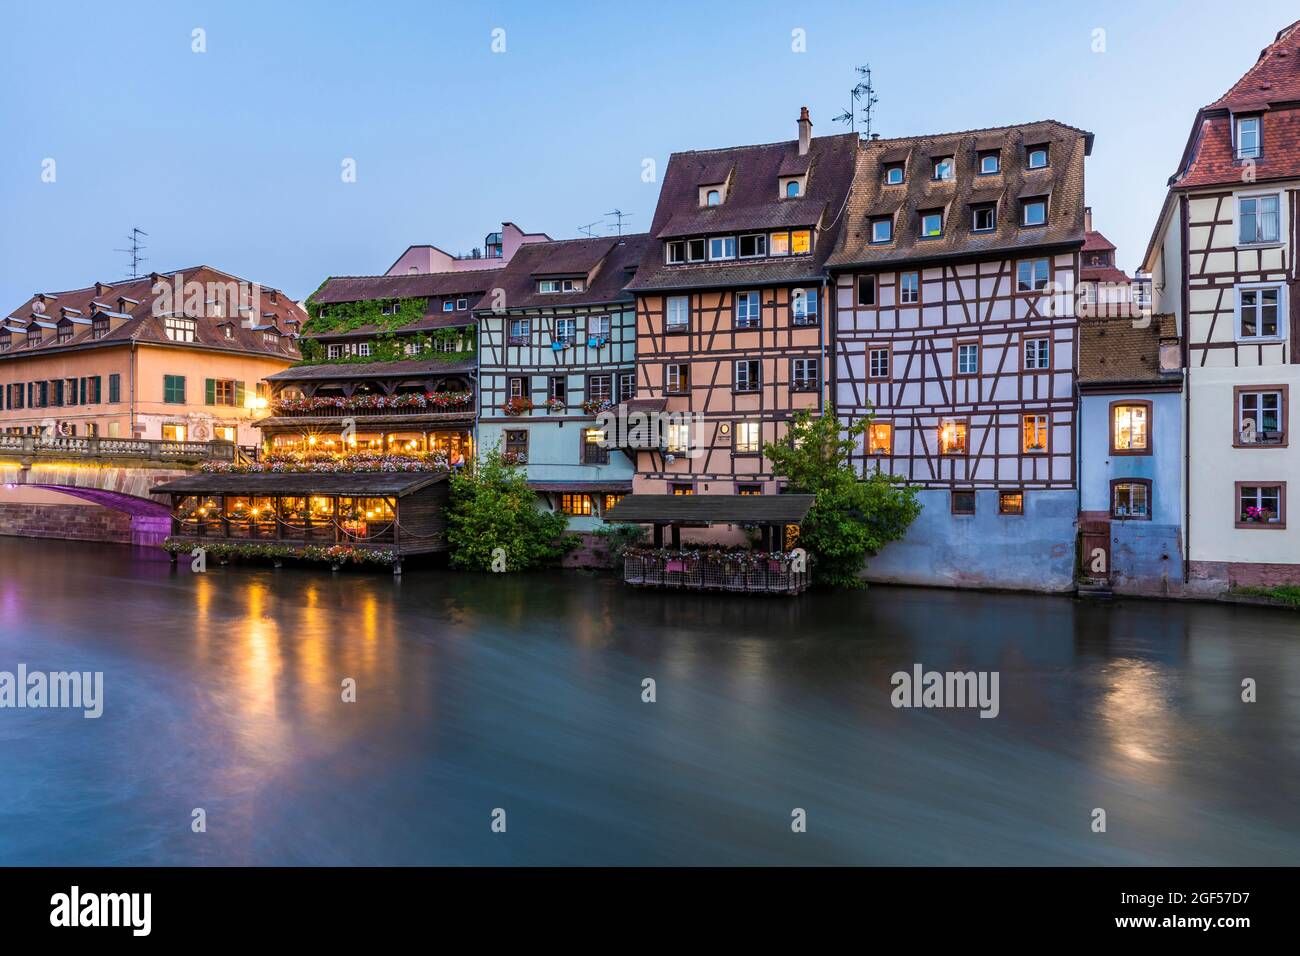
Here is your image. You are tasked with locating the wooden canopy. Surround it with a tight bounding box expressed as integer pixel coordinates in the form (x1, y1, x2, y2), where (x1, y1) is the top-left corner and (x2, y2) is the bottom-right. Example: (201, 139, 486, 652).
(604, 493, 815, 525)
(152, 472, 447, 497)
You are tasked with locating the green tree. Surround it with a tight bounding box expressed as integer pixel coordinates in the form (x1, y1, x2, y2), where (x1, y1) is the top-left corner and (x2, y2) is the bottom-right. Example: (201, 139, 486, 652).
(764, 406, 920, 589)
(447, 447, 573, 571)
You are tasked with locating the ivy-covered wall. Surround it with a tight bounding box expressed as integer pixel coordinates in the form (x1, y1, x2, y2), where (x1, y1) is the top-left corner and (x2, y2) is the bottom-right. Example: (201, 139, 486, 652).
(297, 296, 475, 367)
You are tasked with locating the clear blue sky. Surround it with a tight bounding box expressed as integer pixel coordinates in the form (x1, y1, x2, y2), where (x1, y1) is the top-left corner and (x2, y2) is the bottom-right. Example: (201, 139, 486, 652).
(2, 0, 1296, 307)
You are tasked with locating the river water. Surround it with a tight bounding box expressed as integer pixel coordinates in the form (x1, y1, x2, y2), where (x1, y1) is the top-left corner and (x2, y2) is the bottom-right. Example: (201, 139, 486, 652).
(0, 538, 1296, 865)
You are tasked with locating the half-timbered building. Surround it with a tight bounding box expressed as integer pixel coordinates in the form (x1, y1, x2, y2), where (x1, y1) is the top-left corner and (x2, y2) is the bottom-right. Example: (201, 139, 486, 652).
(476, 234, 648, 529)
(1143, 19, 1300, 593)
(826, 120, 1093, 591)
(623, 109, 857, 514)
(260, 270, 498, 464)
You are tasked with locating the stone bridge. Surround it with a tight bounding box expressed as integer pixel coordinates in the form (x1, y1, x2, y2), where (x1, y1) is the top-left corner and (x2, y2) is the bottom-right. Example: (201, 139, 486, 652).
(0, 436, 236, 545)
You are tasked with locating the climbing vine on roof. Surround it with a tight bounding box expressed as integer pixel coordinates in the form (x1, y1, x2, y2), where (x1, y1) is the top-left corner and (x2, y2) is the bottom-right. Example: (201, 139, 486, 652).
(303, 297, 428, 335)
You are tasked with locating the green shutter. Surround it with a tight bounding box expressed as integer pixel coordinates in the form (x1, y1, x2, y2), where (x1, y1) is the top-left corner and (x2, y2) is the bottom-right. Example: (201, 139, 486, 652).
(205, 378, 216, 405)
(235, 381, 246, 409)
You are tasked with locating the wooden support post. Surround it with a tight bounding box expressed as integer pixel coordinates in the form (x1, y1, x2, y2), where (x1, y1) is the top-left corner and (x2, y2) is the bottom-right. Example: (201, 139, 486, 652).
(671, 524, 681, 549)
(653, 523, 663, 547)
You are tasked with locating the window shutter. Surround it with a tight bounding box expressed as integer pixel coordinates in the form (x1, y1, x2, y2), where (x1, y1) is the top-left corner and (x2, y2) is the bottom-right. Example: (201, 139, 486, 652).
(205, 379, 216, 405)
(235, 381, 246, 408)
(92, 377, 101, 403)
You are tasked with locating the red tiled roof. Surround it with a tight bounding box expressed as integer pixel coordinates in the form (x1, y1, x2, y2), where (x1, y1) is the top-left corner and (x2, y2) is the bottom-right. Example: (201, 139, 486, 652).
(1078, 317, 1173, 386)
(1, 266, 304, 361)
(481, 234, 651, 312)
(1082, 230, 1116, 252)
(1081, 266, 1131, 284)
(1206, 20, 1300, 111)
(309, 269, 502, 305)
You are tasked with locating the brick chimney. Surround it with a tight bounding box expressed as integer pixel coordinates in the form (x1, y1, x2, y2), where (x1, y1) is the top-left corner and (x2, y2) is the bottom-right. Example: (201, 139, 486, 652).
(1084, 206, 1093, 233)
(797, 106, 812, 156)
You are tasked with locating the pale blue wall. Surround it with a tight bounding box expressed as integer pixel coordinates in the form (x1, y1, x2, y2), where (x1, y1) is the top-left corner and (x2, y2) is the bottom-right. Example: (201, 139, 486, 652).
(863, 489, 1078, 592)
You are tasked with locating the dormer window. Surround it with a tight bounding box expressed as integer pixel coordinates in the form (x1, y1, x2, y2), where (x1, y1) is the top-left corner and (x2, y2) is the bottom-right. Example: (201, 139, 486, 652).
(870, 217, 893, 243)
(972, 204, 996, 232)
(708, 237, 736, 260)
(920, 210, 944, 239)
(785, 181, 800, 197)
(381, 301, 399, 315)
(0, 331, 9, 351)
(56, 321, 73, 343)
(456, 297, 468, 310)
(779, 175, 806, 198)
(164, 317, 197, 342)
(263, 332, 279, 348)
(978, 151, 1000, 175)
(1021, 197, 1048, 227)
(1027, 145, 1049, 169)
(442, 300, 455, 311)
(93, 317, 109, 339)
(1236, 116, 1261, 159)
(223, 324, 234, 339)
(209, 301, 224, 318)
(738, 233, 767, 258)
(666, 241, 685, 264)
(884, 163, 905, 185)
(706, 189, 721, 206)
(27, 327, 42, 346)
(932, 157, 954, 181)
(538, 278, 585, 294)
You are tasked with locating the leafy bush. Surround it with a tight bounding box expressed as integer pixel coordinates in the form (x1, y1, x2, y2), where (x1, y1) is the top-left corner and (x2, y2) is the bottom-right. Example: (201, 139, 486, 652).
(764, 406, 921, 589)
(447, 447, 573, 571)
(591, 522, 647, 569)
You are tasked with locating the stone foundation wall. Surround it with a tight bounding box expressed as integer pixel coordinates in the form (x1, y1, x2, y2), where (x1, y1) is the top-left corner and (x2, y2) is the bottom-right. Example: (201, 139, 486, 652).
(1188, 560, 1300, 595)
(0, 502, 132, 544)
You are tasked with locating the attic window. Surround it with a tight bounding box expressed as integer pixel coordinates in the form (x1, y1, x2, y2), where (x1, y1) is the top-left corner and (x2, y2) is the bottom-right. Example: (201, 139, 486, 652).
(1021, 197, 1048, 227)
(920, 210, 944, 239)
(706, 189, 721, 206)
(1236, 116, 1261, 159)
(1027, 145, 1049, 169)
(978, 151, 1000, 175)
(164, 317, 197, 342)
(539, 278, 584, 294)
(381, 301, 400, 315)
(93, 317, 109, 339)
(224, 325, 234, 339)
(27, 327, 42, 345)
(56, 322, 73, 343)
(0, 331, 9, 351)
(884, 163, 905, 185)
(785, 181, 801, 197)
(779, 175, 806, 198)
(263, 333, 279, 348)
(932, 157, 954, 181)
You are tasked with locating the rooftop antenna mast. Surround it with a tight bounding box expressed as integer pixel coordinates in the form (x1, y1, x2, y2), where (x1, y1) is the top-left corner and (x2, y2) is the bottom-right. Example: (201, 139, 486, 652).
(115, 227, 149, 278)
(856, 64, 879, 139)
(578, 220, 604, 238)
(605, 209, 632, 236)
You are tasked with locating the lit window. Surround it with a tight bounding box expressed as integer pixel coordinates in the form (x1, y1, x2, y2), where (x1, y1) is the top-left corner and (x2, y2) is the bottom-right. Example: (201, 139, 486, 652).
(920, 211, 943, 238)
(1017, 258, 1050, 292)
(735, 421, 761, 454)
(736, 291, 761, 329)
(871, 218, 893, 243)
(939, 420, 968, 455)
(790, 230, 812, 254)
(666, 425, 691, 454)
(560, 494, 593, 516)
(769, 232, 791, 256)
(1113, 481, 1151, 519)
(900, 271, 920, 304)
(1112, 404, 1149, 452)
(666, 296, 690, 332)
(1239, 195, 1280, 244)
(999, 491, 1024, 515)
(582, 428, 609, 465)
(1238, 287, 1281, 339)
(1027, 146, 1049, 169)
(1236, 117, 1261, 159)
(670, 483, 694, 495)
(957, 343, 979, 375)
(1022, 198, 1047, 226)
(868, 421, 892, 455)
(737, 484, 762, 496)
(1022, 414, 1048, 452)
(1023, 338, 1051, 370)
(604, 493, 625, 511)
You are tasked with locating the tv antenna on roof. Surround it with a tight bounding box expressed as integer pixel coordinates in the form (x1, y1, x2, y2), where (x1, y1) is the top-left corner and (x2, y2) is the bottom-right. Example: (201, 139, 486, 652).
(832, 65, 879, 139)
(114, 227, 149, 278)
(605, 209, 632, 236)
(578, 220, 604, 238)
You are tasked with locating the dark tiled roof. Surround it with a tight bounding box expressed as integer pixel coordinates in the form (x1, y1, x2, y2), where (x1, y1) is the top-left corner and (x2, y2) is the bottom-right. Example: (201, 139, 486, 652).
(1081, 266, 1131, 284)
(528, 480, 633, 493)
(605, 493, 815, 524)
(826, 120, 1091, 270)
(309, 270, 502, 306)
(626, 130, 859, 292)
(153, 471, 446, 496)
(311, 312, 473, 341)
(265, 358, 474, 381)
(477, 234, 651, 312)
(1, 266, 304, 361)
(1078, 317, 1171, 386)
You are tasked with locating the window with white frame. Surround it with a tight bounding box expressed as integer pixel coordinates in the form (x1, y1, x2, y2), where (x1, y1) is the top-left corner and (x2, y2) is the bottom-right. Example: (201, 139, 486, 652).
(1023, 337, 1051, 370)
(666, 296, 690, 332)
(327, 343, 343, 359)
(1238, 286, 1282, 339)
(666, 363, 689, 393)
(1237, 389, 1285, 443)
(900, 272, 920, 304)
(555, 318, 577, 344)
(709, 236, 737, 260)
(1027, 145, 1049, 169)
(1017, 258, 1050, 292)
(736, 291, 761, 329)
(792, 357, 818, 390)
(932, 156, 954, 181)
(618, 371, 635, 402)
(738, 233, 767, 257)
(871, 217, 893, 243)
(1239, 194, 1280, 244)
(869, 347, 890, 379)
(792, 288, 818, 324)
(1022, 198, 1047, 226)
(1238, 483, 1283, 526)
(957, 343, 979, 375)
(734, 420, 761, 453)
(164, 317, 197, 342)
(734, 359, 760, 391)
(442, 300, 455, 311)
(590, 315, 611, 341)
(1236, 116, 1261, 159)
(509, 318, 531, 343)
(666, 241, 685, 264)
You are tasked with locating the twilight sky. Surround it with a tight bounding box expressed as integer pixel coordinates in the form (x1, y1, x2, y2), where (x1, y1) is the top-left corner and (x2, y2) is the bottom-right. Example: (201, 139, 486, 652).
(1, 0, 1296, 308)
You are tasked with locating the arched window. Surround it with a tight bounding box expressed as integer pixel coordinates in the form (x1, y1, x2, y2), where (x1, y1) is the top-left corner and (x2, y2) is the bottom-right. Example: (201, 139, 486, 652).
(786, 181, 800, 197)
(706, 189, 720, 206)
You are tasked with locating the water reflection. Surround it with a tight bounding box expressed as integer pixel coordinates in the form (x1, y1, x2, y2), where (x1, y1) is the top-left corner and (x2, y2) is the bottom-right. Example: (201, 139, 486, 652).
(0, 538, 1296, 865)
